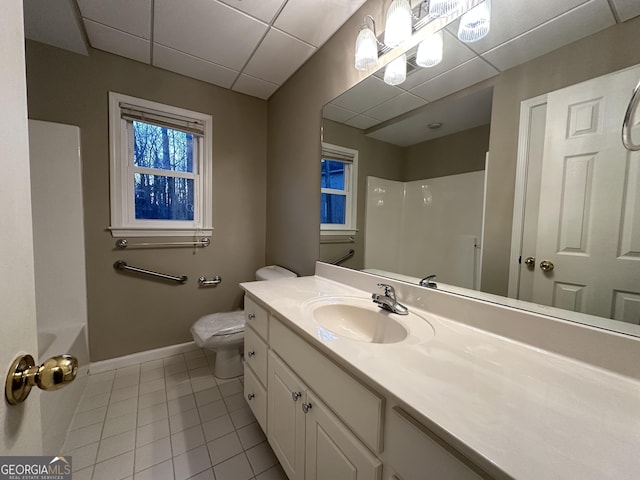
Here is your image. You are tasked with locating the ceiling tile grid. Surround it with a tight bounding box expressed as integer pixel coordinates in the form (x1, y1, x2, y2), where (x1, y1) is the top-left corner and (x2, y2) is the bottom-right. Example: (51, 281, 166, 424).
(72, 0, 367, 99)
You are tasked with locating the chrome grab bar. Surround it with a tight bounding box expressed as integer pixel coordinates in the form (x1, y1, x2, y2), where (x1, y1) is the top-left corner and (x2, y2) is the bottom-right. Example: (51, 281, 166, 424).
(331, 249, 355, 265)
(115, 238, 210, 249)
(114, 260, 187, 284)
(198, 275, 222, 287)
(622, 78, 640, 151)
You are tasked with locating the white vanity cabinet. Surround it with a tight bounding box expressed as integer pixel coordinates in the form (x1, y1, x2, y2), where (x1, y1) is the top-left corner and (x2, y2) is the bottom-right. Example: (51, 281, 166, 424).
(268, 350, 382, 480)
(242, 292, 487, 480)
(243, 296, 269, 431)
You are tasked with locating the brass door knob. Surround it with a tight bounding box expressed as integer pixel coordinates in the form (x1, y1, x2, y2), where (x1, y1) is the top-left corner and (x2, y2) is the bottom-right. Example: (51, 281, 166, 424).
(524, 256, 535, 269)
(5, 354, 78, 405)
(540, 260, 555, 272)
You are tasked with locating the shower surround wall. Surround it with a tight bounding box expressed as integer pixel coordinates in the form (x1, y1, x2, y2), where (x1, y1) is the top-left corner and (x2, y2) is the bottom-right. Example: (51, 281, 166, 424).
(365, 172, 485, 289)
(29, 120, 90, 454)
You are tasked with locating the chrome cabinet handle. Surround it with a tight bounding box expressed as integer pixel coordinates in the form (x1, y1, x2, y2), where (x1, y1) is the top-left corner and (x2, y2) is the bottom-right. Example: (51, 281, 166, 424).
(302, 402, 312, 413)
(291, 391, 302, 401)
(248, 313, 256, 320)
(247, 351, 255, 358)
(247, 393, 255, 401)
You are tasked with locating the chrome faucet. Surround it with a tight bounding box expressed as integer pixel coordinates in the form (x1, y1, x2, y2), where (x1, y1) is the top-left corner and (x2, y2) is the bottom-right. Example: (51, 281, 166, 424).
(419, 274, 437, 288)
(372, 283, 409, 315)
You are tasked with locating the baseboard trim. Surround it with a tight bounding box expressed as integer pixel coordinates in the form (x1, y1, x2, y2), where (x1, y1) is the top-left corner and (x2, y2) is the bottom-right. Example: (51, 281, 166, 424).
(89, 341, 200, 374)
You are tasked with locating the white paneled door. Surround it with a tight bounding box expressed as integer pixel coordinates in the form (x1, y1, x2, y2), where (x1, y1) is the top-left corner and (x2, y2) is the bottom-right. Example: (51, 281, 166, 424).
(533, 65, 640, 322)
(0, 0, 43, 455)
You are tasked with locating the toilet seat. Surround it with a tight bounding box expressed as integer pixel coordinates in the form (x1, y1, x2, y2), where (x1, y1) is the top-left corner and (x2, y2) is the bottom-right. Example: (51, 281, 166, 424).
(191, 310, 245, 348)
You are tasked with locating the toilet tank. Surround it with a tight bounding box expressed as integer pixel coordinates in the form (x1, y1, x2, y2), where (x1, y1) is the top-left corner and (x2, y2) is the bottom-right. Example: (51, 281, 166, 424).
(255, 265, 297, 281)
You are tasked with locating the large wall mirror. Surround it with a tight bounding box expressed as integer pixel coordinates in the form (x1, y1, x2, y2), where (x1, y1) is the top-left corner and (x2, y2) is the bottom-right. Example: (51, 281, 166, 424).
(320, 0, 640, 337)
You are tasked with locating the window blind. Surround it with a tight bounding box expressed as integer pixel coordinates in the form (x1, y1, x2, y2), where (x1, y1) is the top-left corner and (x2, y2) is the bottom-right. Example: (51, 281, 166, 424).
(322, 147, 355, 163)
(120, 103, 205, 136)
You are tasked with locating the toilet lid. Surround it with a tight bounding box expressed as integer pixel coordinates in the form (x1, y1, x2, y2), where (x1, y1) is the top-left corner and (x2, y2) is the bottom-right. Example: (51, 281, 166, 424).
(191, 310, 245, 343)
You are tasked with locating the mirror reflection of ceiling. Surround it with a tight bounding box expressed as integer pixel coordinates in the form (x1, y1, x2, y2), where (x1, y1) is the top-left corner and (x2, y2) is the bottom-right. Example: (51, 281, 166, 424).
(323, 0, 640, 147)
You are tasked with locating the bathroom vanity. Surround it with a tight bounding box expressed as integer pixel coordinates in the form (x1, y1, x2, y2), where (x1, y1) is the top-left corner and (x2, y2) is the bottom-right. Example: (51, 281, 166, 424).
(241, 263, 640, 480)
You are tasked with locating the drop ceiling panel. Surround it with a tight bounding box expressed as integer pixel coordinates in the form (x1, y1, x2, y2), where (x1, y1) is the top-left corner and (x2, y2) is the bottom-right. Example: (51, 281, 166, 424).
(274, 0, 368, 47)
(399, 31, 477, 91)
(154, 0, 268, 71)
(243, 28, 316, 85)
(610, 0, 640, 21)
(410, 57, 498, 102)
(153, 44, 238, 88)
(23, 0, 88, 55)
(448, 0, 592, 55)
(482, 0, 616, 72)
(345, 114, 380, 130)
(233, 74, 280, 99)
(364, 92, 428, 122)
(323, 103, 359, 123)
(84, 20, 150, 64)
(77, 0, 152, 39)
(366, 88, 493, 146)
(331, 76, 403, 112)
(217, 0, 287, 23)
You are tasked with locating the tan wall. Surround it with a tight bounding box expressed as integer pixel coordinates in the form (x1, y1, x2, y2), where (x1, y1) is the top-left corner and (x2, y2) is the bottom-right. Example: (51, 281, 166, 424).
(25, 41, 267, 361)
(320, 119, 404, 269)
(482, 16, 640, 295)
(266, 0, 389, 276)
(404, 124, 490, 181)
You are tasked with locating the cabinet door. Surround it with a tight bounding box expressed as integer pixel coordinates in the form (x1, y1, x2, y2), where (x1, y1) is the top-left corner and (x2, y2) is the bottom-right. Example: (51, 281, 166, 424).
(268, 351, 306, 480)
(304, 391, 382, 480)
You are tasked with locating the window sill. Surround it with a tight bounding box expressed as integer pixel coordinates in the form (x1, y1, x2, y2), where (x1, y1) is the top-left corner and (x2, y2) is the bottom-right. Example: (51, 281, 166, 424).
(108, 226, 214, 238)
(320, 229, 357, 237)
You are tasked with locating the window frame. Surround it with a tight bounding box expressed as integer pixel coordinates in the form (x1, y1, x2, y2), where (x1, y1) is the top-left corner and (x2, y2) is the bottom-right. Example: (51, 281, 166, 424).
(320, 142, 358, 236)
(108, 92, 213, 237)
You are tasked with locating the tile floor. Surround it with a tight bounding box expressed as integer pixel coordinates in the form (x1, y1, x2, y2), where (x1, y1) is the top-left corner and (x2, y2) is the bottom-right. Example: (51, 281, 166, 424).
(63, 349, 287, 480)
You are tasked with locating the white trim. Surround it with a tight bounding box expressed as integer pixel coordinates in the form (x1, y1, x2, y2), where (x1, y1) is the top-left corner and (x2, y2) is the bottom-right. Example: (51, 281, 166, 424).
(108, 92, 213, 237)
(508, 94, 548, 298)
(89, 341, 200, 374)
(321, 142, 358, 234)
(477, 152, 489, 290)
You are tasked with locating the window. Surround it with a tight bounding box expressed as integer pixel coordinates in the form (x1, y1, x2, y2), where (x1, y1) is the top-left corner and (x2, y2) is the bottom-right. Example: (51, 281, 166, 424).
(321, 143, 358, 235)
(109, 92, 213, 236)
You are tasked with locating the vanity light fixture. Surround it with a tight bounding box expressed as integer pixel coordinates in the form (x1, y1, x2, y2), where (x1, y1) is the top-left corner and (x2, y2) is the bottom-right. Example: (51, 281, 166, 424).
(384, 0, 413, 48)
(416, 30, 444, 67)
(428, 0, 461, 18)
(458, 0, 491, 42)
(384, 54, 407, 85)
(355, 15, 381, 71)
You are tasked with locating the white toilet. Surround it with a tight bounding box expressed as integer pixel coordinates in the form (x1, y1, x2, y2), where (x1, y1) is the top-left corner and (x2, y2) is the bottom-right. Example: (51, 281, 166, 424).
(191, 265, 296, 378)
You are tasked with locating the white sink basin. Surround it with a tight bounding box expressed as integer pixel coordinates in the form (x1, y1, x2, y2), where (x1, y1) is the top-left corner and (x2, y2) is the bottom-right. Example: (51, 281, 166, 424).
(304, 296, 432, 344)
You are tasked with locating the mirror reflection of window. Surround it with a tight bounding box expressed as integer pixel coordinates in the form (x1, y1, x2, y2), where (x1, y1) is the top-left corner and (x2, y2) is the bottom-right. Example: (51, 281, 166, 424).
(320, 143, 358, 236)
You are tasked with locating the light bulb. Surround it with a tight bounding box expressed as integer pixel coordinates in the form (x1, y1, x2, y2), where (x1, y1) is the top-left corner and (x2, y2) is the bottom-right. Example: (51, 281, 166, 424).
(428, 0, 460, 18)
(384, 0, 412, 48)
(384, 54, 407, 86)
(416, 30, 443, 68)
(354, 26, 378, 71)
(458, 0, 491, 43)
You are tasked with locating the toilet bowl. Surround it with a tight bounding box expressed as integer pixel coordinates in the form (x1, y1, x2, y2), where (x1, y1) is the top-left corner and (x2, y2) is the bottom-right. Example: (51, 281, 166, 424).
(191, 265, 296, 378)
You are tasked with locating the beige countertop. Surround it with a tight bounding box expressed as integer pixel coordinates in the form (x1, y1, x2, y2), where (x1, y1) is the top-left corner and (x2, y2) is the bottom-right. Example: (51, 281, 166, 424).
(241, 273, 640, 480)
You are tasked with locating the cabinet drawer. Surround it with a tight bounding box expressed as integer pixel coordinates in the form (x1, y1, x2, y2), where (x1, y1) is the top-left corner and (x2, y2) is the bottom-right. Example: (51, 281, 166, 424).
(245, 325, 268, 386)
(270, 316, 384, 454)
(244, 295, 269, 340)
(244, 364, 267, 432)
(387, 407, 486, 480)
